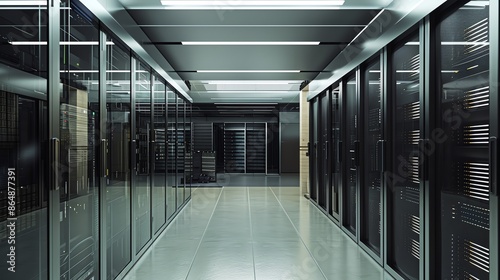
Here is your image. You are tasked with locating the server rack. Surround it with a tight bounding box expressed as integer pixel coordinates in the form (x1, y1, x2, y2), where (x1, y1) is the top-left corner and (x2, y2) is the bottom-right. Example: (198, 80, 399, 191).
(433, 2, 492, 279)
(224, 123, 246, 173)
(342, 72, 360, 239)
(307, 1, 500, 280)
(310, 99, 319, 201)
(330, 85, 341, 222)
(318, 91, 331, 212)
(245, 123, 266, 173)
(360, 55, 383, 260)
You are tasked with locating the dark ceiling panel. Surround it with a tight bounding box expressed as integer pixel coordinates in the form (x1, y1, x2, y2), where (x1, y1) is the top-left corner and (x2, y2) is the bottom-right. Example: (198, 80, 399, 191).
(128, 10, 380, 26)
(156, 45, 342, 70)
(140, 26, 360, 42)
(175, 72, 321, 81)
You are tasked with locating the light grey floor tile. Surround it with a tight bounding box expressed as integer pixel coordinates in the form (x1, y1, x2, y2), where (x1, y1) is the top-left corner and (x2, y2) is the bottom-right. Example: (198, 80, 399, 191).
(123, 185, 394, 280)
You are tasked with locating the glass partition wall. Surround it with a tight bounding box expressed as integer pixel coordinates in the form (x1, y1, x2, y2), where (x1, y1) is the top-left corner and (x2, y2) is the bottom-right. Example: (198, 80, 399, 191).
(167, 90, 177, 217)
(105, 38, 132, 279)
(177, 98, 185, 207)
(134, 61, 152, 253)
(59, 1, 101, 278)
(0, 1, 191, 279)
(152, 75, 166, 234)
(0, 1, 49, 280)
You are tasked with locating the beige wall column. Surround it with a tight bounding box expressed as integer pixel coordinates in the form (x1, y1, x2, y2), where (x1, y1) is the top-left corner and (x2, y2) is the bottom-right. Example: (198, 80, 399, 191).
(299, 86, 310, 196)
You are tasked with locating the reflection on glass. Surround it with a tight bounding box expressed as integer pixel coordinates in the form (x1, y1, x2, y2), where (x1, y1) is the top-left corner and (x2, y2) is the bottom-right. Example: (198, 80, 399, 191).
(185, 103, 192, 199)
(105, 38, 131, 278)
(177, 98, 185, 207)
(318, 92, 329, 211)
(0, 2, 48, 95)
(0, 3, 48, 280)
(390, 33, 421, 279)
(167, 91, 177, 216)
(331, 87, 340, 218)
(310, 100, 319, 200)
(0, 95, 47, 280)
(344, 75, 357, 234)
(134, 61, 151, 253)
(152, 75, 166, 233)
(362, 58, 382, 255)
(437, 1, 490, 279)
(59, 1, 100, 278)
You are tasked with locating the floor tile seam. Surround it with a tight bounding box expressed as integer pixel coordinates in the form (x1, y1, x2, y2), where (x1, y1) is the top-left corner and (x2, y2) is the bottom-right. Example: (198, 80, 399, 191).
(247, 187, 257, 280)
(184, 187, 224, 280)
(121, 187, 205, 278)
(268, 187, 329, 280)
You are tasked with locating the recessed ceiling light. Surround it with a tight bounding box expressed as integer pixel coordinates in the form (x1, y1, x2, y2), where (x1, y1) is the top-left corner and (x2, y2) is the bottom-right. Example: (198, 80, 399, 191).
(0, 1, 46, 5)
(182, 41, 320, 46)
(197, 70, 300, 73)
(9, 41, 115, 45)
(161, 0, 344, 9)
(206, 81, 298, 85)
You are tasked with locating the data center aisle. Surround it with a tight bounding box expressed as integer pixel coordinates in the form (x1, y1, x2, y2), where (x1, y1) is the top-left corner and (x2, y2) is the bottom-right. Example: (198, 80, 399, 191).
(123, 187, 393, 280)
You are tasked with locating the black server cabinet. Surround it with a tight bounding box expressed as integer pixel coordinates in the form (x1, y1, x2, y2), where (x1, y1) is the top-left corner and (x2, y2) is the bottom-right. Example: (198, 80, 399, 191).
(387, 32, 422, 280)
(434, 1, 492, 279)
(319, 91, 331, 211)
(361, 56, 383, 257)
(310, 99, 319, 201)
(330, 86, 341, 220)
(342, 73, 360, 236)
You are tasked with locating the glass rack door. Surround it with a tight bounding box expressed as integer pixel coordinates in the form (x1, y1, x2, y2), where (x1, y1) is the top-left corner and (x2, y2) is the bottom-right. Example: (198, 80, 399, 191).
(105, 38, 132, 279)
(152, 75, 166, 233)
(436, 1, 490, 278)
(388, 33, 421, 280)
(59, 1, 100, 278)
(166, 90, 177, 217)
(361, 57, 383, 256)
(133, 61, 151, 254)
(343, 74, 359, 235)
(331, 86, 341, 220)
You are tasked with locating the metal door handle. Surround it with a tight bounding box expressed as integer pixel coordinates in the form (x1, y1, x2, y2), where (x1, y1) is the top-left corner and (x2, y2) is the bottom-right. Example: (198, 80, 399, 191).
(49, 138, 60, 190)
(101, 139, 108, 178)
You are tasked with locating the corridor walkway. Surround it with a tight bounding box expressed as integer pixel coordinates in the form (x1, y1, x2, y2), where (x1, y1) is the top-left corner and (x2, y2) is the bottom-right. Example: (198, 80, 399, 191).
(124, 187, 393, 280)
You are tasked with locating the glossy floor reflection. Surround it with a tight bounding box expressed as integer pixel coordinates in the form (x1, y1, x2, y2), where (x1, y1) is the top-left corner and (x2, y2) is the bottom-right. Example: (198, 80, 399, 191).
(123, 187, 393, 280)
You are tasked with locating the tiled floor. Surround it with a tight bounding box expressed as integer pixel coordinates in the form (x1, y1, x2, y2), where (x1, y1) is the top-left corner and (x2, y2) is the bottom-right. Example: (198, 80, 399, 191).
(123, 187, 393, 280)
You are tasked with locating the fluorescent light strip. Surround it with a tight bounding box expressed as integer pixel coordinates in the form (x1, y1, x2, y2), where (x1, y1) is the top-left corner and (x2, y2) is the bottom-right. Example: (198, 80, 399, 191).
(465, 1, 489, 7)
(193, 91, 296, 94)
(406, 42, 489, 45)
(163, 6, 341, 10)
(10, 41, 114, 45)
(214, 103, 278, 105)
(345, 9, 385, 48)
(182, 41, 320, 46)
(211, 97, 283, 100)
(198, 70, 300, 73)
(0, 1, 46, 5)
(206, 80, 298, 85)
(161, 1, 344, 7)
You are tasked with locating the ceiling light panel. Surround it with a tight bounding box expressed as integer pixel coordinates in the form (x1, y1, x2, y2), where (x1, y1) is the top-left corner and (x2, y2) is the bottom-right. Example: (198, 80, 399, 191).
(197, 70, 300, 73)
(161, 1, 345, 9)
(0, 1, 46, 5)
(182, 41, 320, 45)
(205, 81, 299, 85)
